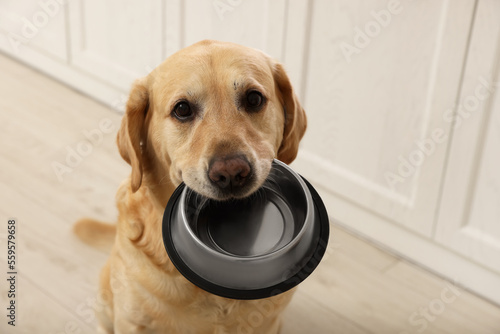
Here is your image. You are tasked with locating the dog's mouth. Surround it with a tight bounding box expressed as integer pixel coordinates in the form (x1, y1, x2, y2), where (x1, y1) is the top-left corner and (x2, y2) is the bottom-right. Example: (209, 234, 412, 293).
(206, 173, 258, 201)
(180, 158, 273, 202)
(183, 178, 260, 202)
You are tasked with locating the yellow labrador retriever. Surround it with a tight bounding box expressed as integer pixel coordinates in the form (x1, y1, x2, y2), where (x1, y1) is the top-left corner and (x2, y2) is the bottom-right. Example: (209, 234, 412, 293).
(75, 40, 307, 334)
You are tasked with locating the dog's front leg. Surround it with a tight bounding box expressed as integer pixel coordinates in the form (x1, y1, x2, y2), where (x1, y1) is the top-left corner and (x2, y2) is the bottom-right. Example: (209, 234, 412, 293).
(95, 260, 115, 333)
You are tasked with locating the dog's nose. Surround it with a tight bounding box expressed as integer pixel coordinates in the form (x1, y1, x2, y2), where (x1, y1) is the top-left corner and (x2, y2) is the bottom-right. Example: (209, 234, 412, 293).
(208, 156, 251, 189)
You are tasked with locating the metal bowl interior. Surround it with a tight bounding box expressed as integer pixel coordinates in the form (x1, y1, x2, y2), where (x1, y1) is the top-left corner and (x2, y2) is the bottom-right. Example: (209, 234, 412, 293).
(181, 165, 309, 258)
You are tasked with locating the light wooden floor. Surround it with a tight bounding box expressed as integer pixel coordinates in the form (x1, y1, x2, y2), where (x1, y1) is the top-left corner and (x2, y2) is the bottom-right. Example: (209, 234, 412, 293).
(0, 53, 499, 334)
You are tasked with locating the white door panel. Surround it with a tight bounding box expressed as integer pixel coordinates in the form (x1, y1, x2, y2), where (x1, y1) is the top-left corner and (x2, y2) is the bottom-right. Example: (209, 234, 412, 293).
(0, 0, 67, 60)
(293, 0, 475, 237)
(436, 0, 500, 273)
(183, 0, 287, 61)
(67, 0, 164, 91)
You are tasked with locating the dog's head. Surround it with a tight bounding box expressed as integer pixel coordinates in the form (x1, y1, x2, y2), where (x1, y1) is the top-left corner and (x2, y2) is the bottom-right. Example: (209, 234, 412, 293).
(117, 40, 306, 200)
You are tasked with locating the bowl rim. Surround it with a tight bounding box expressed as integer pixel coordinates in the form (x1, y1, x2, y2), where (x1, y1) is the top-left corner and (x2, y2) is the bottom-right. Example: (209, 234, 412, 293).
(178, 160, 314, 261)
(162, 174, 330, 300)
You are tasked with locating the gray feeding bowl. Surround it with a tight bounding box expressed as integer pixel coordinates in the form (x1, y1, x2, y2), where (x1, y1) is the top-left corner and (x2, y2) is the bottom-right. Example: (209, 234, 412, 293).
(162, 159, 329, 299)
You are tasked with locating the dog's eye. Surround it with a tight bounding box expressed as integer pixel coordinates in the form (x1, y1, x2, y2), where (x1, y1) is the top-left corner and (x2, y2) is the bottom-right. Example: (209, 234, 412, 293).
(245, 91, 264, 111)
(173, 101, 193, 120)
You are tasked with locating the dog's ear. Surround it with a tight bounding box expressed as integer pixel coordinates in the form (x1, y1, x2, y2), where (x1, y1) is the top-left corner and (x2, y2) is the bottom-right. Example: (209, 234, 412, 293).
(273, 62, 307, 164)
(117, 78, 149, 192)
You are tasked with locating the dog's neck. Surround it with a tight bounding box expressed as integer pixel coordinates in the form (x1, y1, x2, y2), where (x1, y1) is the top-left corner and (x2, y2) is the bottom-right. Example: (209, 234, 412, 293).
(116, 167, 178, 271)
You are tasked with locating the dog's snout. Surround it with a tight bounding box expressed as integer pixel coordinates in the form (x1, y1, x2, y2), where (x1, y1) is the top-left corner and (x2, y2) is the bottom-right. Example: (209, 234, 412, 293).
(208, 156, 252, 190)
